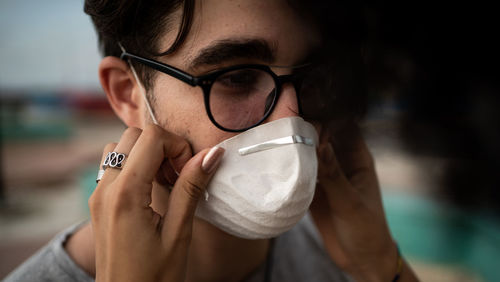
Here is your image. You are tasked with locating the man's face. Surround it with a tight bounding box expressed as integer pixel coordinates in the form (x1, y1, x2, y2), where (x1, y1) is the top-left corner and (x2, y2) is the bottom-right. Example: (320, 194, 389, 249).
(143, 0, 320, 152)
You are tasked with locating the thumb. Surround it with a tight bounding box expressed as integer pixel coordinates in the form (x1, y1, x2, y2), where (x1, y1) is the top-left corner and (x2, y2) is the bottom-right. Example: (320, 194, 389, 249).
(162, 146, 225, 243)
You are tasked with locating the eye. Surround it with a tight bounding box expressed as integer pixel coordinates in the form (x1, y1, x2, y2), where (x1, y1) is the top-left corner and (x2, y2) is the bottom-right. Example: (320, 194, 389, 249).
(216, 69, 260, 90)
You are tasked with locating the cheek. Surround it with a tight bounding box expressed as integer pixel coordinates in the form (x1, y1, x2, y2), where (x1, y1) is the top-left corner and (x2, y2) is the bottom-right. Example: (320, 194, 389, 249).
(152, 77, 236, 152)
(154, 79, 203, 124)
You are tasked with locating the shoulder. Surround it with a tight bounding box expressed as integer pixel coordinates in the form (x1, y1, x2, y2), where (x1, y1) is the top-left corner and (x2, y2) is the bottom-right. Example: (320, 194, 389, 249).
(4, 222, 93, 282)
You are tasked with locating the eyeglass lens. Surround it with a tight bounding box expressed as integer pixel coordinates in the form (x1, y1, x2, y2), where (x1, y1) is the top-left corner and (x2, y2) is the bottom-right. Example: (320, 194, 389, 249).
(209, 68, 276, 130)
(294, 65, 335, 121)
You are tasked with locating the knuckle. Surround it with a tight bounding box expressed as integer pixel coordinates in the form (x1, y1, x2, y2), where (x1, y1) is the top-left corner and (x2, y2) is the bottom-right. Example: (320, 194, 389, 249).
(111, 179, 135, 206)
(93, 179, 134, 215)
(178, 141, 191, 155)
(143, 124, 163, 138)
(141, 124, 167, 145)
(88, 192, 102, 215)
(123, 127, 142, 139)
(106, 191, 133, 217)
(182, 179, 204, 201)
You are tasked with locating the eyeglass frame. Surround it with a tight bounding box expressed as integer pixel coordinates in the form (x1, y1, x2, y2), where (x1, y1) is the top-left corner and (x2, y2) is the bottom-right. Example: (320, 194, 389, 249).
(119, 49, 307, 132)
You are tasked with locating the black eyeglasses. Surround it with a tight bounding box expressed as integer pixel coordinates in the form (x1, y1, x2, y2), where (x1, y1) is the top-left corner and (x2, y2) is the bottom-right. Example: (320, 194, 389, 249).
(119, 49, 314, 132)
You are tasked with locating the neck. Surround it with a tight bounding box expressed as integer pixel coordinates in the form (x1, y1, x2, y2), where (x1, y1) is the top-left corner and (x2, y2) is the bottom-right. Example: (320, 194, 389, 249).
(185, 218, 270, 282)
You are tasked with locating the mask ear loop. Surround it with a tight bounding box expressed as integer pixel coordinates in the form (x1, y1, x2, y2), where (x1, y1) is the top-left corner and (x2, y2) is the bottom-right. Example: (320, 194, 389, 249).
(118, 43, 159, 126)
(117, 43, 206, 198)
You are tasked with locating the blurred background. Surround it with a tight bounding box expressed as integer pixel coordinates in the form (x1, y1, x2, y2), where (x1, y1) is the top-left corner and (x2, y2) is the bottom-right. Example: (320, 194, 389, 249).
(0, 0, 124, 277)
(1, 0, 499, 281)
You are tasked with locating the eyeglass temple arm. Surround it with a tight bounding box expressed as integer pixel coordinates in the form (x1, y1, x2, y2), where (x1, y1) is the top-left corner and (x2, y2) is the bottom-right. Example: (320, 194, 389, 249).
(276, 74, 304, 116)
(120, 52, 196, 86)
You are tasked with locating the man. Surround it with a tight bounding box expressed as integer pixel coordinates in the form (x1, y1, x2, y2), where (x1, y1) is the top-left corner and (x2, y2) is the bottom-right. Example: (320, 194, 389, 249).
(6, 0, 418, 281)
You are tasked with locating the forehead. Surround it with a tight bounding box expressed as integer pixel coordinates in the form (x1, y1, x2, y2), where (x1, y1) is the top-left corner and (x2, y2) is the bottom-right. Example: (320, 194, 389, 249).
(161, 0, 320, 66)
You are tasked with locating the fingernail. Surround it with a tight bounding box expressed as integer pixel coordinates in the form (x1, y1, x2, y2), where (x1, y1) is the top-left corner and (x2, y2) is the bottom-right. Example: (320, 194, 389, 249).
(202, 147, 225, 174)
(320, 142, 335, 164)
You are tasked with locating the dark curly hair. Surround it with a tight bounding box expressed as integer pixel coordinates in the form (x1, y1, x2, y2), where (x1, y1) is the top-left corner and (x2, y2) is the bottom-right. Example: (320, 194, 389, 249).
(84, 0, 195, 91)
(84, 0, 368, 122)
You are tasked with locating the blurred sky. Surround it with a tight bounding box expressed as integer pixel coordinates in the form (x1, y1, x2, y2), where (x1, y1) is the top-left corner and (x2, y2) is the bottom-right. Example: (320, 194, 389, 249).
(0, 0, 101, 92)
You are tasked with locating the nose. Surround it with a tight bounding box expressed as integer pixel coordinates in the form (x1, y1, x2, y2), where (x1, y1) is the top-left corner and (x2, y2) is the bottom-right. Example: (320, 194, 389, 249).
(265, 83, 300, 122)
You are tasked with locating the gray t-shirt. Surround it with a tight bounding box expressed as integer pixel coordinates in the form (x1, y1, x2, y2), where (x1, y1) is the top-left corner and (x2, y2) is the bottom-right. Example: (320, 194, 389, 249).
(4, 214, 352, 282)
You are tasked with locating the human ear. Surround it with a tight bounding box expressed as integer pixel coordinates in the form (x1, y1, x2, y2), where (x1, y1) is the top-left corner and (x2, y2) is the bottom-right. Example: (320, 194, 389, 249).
(98, 56, 144, 127)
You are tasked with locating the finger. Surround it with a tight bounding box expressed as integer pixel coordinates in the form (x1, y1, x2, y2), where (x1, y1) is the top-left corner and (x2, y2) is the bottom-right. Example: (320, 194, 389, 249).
(99, 142, 118, 168)
(328, 123, 383, 204)
(160, 161, 179, 186)
(156, 163, 174, 187)
(317, 141, 364, 215)
(163, 146, 224, 245)
(90, 142, 117, 228)
(96, 142, 117, 187)
(117, 124, 192, 202)
(329, 123, 374, 179)
(150, 178, 171, 216)
(98, 127, 142, 185)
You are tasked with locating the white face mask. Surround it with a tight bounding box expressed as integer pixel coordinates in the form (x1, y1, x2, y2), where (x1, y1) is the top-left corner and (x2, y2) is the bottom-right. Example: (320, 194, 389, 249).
(195, 117, 318, 239)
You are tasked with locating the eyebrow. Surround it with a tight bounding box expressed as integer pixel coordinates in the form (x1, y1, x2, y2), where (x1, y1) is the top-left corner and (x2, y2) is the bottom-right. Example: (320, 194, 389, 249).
(188, 38, 277, 70)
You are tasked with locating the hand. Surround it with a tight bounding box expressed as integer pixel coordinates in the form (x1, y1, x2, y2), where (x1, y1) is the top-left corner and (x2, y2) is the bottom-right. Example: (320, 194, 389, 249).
(310, 122, 417, 282)
(89, 125, 224, 282)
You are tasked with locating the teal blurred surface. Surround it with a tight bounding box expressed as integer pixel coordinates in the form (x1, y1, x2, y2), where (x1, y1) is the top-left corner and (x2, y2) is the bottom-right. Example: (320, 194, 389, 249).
(384, 192, 500, 282)
(1, 95, 73, 141)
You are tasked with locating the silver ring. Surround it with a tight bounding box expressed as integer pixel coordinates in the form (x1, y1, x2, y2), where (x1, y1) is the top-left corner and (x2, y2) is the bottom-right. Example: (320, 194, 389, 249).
(102, 152, 126, 170)
(96, 169, 105, 183)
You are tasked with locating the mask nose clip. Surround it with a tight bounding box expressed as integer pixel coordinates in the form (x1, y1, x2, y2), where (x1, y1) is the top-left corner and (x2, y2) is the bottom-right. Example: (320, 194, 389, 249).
(238, 135, 314, 156)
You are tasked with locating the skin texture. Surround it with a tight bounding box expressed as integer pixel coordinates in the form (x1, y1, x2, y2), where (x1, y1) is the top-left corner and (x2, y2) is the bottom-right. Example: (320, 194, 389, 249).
(65, 0, 419, 281)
